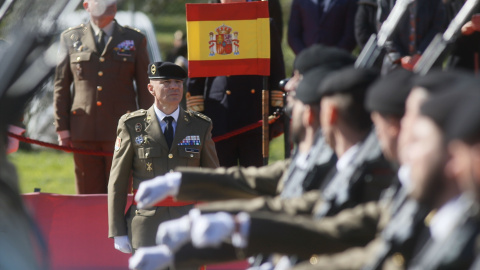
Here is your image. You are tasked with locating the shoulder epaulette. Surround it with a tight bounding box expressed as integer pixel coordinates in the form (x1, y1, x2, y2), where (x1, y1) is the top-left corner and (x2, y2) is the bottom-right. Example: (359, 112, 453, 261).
(188, 110, 211, 123)
(124, 25, 142, 33)
(64, 23, 86, 33)
(123, 109, 148, 121)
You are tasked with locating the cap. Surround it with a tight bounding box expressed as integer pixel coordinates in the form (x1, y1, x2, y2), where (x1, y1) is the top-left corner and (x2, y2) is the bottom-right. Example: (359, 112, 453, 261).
(296, 66, 340, 105)
(318, 67, 379, 99)
(446, 94, 480, 143)
(413, 69, 472, 95)
(420, 85, 478, 132)
(293, 44, 355, 74)
(365, 69, 414, 116)
(148, 62, 187, 80)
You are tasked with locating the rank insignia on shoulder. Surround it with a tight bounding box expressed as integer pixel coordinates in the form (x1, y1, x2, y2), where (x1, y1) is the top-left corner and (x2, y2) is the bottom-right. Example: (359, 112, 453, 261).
(178, 135, 201, 146)
(146, 162, 153, 172)
(135, 135, 144, 145)
(135, 123, 142, 132)
(115, 137, 121, 151)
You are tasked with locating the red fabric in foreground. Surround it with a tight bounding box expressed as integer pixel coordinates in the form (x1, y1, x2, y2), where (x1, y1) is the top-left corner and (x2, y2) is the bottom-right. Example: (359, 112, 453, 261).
(21, 193, 248, 270)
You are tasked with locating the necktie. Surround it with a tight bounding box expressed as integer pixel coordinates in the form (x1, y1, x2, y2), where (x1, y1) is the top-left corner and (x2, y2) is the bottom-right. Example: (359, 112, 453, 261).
(97, 30, 106, 53)
(164, 116, 174, 149)
(408, 2, 417, 55)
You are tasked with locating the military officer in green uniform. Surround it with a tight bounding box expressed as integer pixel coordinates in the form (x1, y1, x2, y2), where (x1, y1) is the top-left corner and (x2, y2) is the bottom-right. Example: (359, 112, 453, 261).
(108, 62, 219, 254)
(54, 0, 153, 194)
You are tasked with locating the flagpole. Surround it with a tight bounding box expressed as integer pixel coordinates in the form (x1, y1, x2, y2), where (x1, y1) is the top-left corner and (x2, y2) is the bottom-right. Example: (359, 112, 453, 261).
(262, 76, 269, 165)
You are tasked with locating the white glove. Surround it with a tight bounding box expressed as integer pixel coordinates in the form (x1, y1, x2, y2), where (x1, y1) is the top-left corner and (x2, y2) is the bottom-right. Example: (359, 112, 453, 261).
(135, 172, 182, 209)
(114, 235, 132, 253)
(128, 245, 172, 270)
(156, 209, 200, 251)
(191, 212, 235, 248)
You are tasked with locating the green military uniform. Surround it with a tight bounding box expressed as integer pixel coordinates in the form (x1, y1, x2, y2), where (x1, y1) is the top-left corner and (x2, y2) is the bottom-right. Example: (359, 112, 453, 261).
(108, 105, 219, 249)
(54, 20, 152, 194)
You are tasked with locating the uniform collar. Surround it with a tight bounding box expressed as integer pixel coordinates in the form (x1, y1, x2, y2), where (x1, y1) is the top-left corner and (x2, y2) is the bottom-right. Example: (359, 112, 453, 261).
(154, 105, 180, 123)
(336, 143, 360, 173)
(429, 195, 466, 242)
(90, 20, 115, 37)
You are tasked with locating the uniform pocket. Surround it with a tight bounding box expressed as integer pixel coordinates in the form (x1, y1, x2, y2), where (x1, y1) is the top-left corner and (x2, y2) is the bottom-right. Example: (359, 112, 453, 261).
(70, 52, 92, 80)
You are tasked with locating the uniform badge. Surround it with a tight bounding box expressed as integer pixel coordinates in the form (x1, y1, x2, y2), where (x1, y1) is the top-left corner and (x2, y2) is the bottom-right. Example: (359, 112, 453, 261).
(115, 137, 121, 151)
(178, 135, 201, 146)
(146, 162, 153, 172)
(114, 40, 135, 56)
(135, 123, 142, 132)
(135, 135, 144, 145)
(208, 24, 239, 56)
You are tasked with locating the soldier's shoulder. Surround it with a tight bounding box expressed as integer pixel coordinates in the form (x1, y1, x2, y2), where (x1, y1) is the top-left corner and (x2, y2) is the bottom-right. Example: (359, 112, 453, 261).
(187, 110, 212, 123)
(122, 25, 146, 38)
(62, 23, 88, 36)
(120, 109, 148, 122)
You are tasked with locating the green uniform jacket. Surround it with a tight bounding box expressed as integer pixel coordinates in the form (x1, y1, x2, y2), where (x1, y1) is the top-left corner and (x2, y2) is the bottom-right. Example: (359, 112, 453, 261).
(108, 105, 219, 248)
(176, 159, 290, 202)
(54, 21, 152, 142)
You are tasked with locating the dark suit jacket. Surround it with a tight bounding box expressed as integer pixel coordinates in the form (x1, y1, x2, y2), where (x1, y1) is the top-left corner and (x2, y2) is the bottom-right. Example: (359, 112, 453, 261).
(287, 0, 358, 54)
(378, 0, 446, 56)
(54, 21, 152, 142)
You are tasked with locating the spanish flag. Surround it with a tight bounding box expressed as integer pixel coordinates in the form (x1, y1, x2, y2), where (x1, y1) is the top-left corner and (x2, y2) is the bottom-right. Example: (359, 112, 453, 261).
(186, 1, 270, 78)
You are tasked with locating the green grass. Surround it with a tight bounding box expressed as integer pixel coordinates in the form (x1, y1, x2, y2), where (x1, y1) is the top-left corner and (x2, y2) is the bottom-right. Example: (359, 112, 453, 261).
(8, 150, 77, 194)
(9, 136, 285, 195)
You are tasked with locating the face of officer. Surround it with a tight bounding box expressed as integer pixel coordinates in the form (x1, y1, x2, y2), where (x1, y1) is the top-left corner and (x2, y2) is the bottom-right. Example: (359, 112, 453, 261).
(290, 99, 306, 145)
(406, 116, 448, 206)
(284, 70, 303, 119)
(398, 87, 429, 165)
(448, 140, 480, 198)
(148, 79, 184, 113)
(83, 0, 117, 28)
(371, 112, 401, 163)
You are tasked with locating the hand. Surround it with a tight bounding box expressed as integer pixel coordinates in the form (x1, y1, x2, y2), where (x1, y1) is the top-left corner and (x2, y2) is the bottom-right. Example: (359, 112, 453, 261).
(129, 245, 172, 270)
(400, 54, 420, 71)
(156, 209, 200, 251)
(114, 235, 132, 254)
(6, 125, 25, 154)
(135, 172, 182, 209)
(462, 21, 476, 35)
(191, 212, 235, 248)
(58, 137, 72, 148)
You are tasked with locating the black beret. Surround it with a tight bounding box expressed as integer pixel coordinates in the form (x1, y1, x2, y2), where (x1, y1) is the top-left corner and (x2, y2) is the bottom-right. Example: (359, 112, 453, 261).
(294, 44, 356, 74)
(148, 62, 187, 80)
(420, 87, 478, 132)
(296, 66, 336, 105)
(365, 69, 414, 116)
(318, 67, 379, 100)
(413, 69, 472, 95)
(446, 94, 480, 143)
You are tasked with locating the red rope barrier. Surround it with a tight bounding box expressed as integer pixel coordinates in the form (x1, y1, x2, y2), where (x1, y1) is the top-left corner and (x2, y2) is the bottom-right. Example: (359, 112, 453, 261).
(8, 115, 280, 156)
(7, 132, 114, 156)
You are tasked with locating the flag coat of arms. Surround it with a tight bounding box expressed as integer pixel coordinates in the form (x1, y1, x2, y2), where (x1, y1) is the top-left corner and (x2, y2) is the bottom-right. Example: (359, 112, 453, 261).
(186, 1, 270, 78)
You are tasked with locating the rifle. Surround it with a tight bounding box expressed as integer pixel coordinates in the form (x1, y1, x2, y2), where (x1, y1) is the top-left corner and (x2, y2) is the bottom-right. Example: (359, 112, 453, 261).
(355, 0, 414, 69)
(414, 0, 480, 75)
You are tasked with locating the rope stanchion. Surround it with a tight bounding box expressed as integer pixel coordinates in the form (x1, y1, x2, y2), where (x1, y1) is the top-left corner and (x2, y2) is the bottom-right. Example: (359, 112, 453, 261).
(7, 115, 281, 156)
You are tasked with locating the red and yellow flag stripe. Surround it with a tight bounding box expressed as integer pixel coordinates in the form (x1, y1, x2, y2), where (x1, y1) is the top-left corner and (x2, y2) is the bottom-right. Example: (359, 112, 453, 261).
(186, 1, 270, 78)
